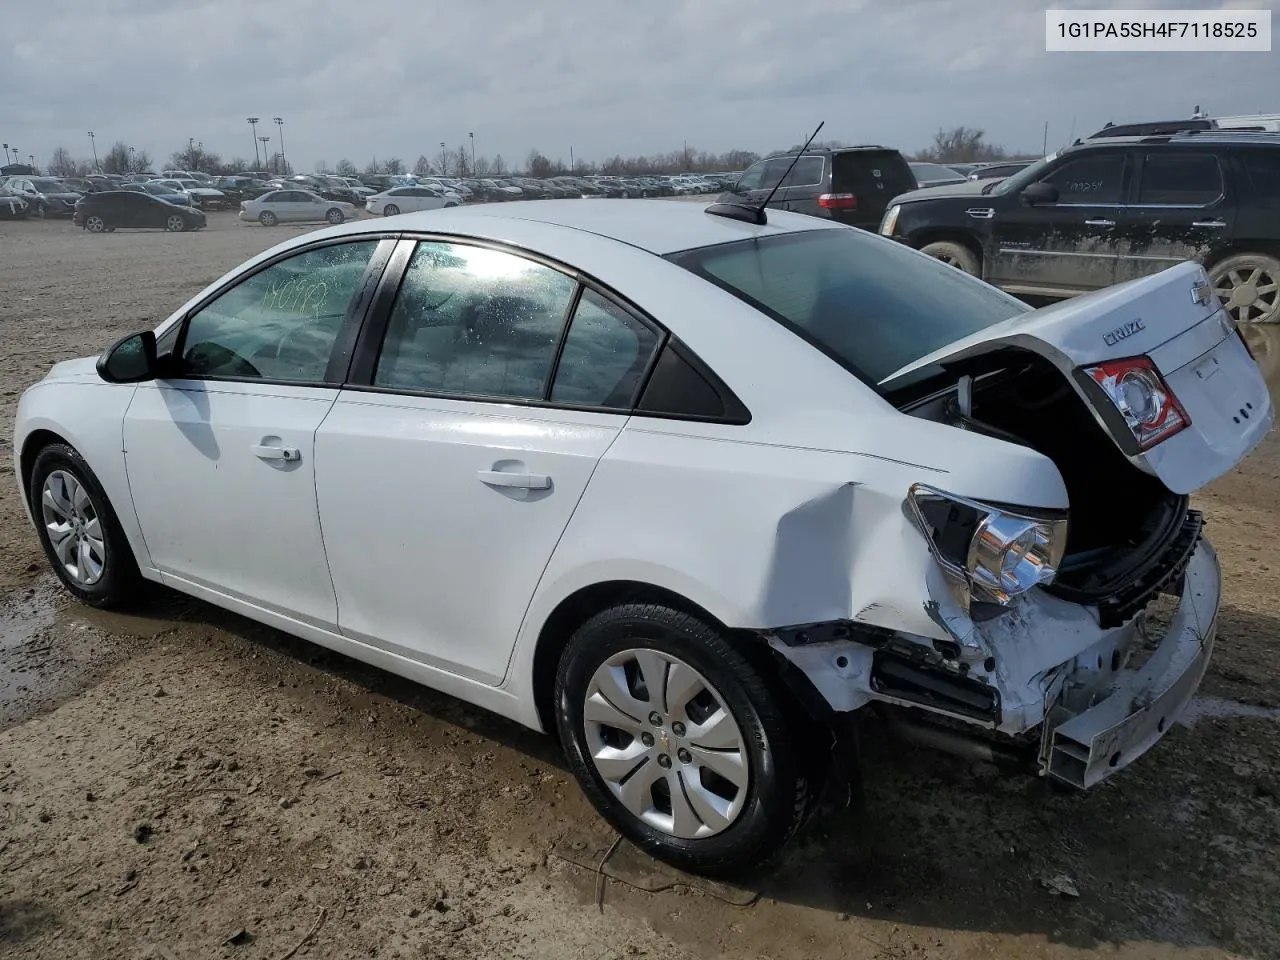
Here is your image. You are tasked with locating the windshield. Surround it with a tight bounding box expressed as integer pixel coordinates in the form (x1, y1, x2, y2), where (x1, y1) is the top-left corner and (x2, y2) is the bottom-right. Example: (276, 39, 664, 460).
(988, 154, 1055, 196)
(33, 179, 64, 192)
(669, 229, 1027, 388)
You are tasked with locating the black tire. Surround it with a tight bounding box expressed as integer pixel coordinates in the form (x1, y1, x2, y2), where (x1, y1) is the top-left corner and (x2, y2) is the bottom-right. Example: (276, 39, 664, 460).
(325, 208, 345, 224)
(35, 202, 47, 219)
(28, 443, 144, 609)
(165, 214, 187, 233)
(259, 210, 278, 227)
(920, 240, 981, 276)
(382, 203, 400, 217)
(85, 214, 107, 234)
(555, 603, 814, 877)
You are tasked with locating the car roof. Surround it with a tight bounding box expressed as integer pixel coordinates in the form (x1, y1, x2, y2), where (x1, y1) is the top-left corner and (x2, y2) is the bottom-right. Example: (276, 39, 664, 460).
(362, 198, 841, 254)
(1070, 130, 1280, 150)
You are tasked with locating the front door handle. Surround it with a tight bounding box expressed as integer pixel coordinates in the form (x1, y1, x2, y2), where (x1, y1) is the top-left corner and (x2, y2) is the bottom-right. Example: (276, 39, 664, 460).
(251, 443, 301, 462)
(1084, 218, 1116, 227)
(1191, 220, 1227, 228)
(477, 469, 551, 490)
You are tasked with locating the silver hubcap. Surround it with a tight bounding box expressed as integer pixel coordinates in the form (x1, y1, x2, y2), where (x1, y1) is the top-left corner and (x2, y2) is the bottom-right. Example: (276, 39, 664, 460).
(583, 648, 748, 840)
(1214, 263, 1280, 324)
(41, 470, 106, 586)
(87, 216, 104, 232)
(168, 216, 184, 230)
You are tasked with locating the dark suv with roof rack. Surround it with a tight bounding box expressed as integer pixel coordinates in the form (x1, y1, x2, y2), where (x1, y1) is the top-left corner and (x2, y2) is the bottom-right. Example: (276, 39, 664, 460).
(878, 131, 1280, 324)
(716, 146, 916, 232)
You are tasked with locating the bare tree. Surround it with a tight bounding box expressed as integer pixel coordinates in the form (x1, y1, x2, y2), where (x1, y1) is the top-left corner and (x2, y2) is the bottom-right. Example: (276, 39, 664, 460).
(130, 149, 153, 173)
(314, 160, 332, 175)
(526, 149, 553, 178)
(474, 155, 493, 176)
(915, 126, 1010, 163)
(102, 141, 133, 174)
(413, 154, 432, 177)
(47, 146, 78, 177)
(336, 158, 358, 176)
(453, 147, 470, 178)
(383, 157, 405, 175)
(490, 154, 506, 176)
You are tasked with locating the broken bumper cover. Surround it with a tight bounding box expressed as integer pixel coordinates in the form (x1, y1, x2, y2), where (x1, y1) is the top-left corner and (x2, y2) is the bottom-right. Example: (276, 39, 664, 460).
(1041, 539, 1220, 789)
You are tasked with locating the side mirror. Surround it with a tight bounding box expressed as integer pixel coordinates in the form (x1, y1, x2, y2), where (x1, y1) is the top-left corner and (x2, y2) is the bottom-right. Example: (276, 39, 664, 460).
(97, 331, 158, 384)
(1021, 182, 1059, 206)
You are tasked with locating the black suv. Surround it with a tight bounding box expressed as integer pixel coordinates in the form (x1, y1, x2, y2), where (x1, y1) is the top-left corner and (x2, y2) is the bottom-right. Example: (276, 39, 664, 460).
(879, 131, 1280, 324)
(716, 146, 916, 232)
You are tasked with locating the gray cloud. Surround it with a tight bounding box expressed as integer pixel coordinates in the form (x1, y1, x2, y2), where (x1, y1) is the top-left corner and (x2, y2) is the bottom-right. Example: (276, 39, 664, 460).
(2, 0, 1277, 170)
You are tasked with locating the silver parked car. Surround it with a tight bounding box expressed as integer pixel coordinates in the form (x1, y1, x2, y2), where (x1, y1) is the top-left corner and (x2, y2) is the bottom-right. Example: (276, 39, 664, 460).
(239, 189, 358, 226)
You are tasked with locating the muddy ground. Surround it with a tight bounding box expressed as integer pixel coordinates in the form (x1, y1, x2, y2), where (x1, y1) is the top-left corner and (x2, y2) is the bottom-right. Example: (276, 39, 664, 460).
(1, 213, 1279, 960)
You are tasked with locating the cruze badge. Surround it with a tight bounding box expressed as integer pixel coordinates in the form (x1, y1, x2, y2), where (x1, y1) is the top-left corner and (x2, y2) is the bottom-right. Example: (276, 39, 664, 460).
(1191, 278, 1213, 305)
(1103, 318, 1146, 347)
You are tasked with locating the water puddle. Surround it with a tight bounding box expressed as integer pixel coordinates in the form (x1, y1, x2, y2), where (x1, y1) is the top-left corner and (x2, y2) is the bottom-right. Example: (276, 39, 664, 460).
(1179, 695, 1280, 727)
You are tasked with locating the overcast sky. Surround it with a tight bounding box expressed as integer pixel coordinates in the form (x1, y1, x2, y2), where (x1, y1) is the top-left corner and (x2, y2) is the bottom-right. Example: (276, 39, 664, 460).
(3, 0, 1278, 171)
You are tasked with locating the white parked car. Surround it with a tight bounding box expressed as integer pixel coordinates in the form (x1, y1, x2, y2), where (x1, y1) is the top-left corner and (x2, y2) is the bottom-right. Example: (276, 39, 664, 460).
(13, 200, 1271, 876)
(239, 189, 357, 226)
(366, 185, 459, 216)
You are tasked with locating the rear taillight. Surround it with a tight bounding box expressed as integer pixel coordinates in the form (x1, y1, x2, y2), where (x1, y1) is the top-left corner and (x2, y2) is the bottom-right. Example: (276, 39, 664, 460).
(817, 192, 858, 210)
(1084, 356, 1190, 451)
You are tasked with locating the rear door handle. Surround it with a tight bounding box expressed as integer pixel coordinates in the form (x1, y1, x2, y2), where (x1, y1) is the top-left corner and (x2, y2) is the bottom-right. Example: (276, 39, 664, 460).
(477, 470, 551, 490)
(1192, 220, 1227, 228)
(1084, 218, 1115, 227)
(251, 443, 301, 462)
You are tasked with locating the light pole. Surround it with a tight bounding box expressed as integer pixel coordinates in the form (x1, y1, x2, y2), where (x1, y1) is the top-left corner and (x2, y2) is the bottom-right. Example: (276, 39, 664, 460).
(259, 136, 272, 172)
(273, 118, 286, 174)
(1, 144, 9, 165)
(439, 141, 448, 176)
(128, 145, 135, 173)
(247, 117, 261, 167)
(28, 154, 34, 170)
(570, 146, 574, 173)
(188, 137, 195, 170)
(88, 131, 99, 172)
(468, 132, 475, 173)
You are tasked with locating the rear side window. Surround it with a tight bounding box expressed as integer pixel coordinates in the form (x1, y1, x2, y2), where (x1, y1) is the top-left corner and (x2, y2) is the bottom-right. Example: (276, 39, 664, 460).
(550, 289, 661, 407)
(1136, 154, 1223, 205)
(670, 229, 1026, 387)
(780, 156, 824, 188)
(1242, 151, 1280, 202)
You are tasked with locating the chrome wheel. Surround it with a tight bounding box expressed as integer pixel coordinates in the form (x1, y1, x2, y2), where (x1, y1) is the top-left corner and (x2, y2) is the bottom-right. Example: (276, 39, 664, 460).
(40, 470, 106, 586)
(1212, 258, 1280, 324)
(165, 215, 186, 232)
(85, 215, 106, 233)
(326, 208, 344, 224)
(382, 203, 400, 217)
(583, 648, 749, 840)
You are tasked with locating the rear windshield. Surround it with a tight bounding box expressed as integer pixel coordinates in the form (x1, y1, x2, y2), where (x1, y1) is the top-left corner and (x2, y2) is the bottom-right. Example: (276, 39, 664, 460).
(668, 229, 1027, 387)
(832, 152, 916, 209)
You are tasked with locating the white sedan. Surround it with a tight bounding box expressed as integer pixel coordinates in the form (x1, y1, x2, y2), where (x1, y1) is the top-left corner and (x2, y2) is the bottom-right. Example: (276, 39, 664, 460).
(239, 189, 358, 226)
(13, 199, 1271, 875)
(365, 185, 459, 216)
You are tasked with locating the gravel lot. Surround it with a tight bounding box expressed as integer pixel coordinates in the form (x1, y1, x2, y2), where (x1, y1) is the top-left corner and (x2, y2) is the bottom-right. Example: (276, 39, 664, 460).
(2, 212, 1279, 960)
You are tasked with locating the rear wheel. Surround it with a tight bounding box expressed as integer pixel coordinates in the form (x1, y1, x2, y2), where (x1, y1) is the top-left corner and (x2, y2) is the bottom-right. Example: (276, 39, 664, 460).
(920, 240, 981, 276)
(1209, 253, 1280, 324)
(326, 207, 345, 224)
(258, 210, 278, 226)
(382, 203, 400, 217)
(555, 603, 815, 877)
(85, 215, 107, 233)
(29, 443, 144, 609)
(165, 214, 187, 232)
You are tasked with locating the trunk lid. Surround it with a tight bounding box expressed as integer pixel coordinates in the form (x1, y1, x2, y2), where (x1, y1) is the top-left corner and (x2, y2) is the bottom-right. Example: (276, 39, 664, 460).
(881, 261, 1274, 494)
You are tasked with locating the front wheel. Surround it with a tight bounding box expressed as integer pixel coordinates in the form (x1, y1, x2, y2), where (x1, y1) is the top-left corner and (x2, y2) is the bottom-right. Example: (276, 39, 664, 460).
(382, 203, 400, 217)
(326, 208, 345, 224)
(1210, 253, 1280, 324)
(29, 443, 144, 609)
(920, 240, 981, 276)
(259, 210, 278, 227)
(555, 603, 815, 877)
(165, 214, 187, 232)
(85, 215, 107, 233)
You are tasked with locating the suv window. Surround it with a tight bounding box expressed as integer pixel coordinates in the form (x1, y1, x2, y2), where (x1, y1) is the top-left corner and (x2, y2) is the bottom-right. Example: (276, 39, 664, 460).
(1137, 153, 1222, 205)
(550, 289, 661, 407)
(373, 241, 577, 400)
(1042, 154, 1126, 204)
(670, 228, 1026, 388)
(780, 156, 824, 188)
(1242, 150, 1280, 202)
(178, 241, 378, 382)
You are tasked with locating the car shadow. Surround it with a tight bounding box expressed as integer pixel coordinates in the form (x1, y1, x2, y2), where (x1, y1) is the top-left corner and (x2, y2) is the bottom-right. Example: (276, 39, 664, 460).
(0, 898, 58, 946)
(70, 588, 1280, 957)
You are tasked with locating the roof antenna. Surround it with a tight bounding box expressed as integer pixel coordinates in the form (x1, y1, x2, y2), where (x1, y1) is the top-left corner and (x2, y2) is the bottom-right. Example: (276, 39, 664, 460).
(705, 120, 825, 225)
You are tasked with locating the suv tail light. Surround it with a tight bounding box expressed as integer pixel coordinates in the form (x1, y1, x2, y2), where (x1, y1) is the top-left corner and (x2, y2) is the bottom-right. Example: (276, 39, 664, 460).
(1083, 356, 1190, 451)
(818, 192, 858, 210)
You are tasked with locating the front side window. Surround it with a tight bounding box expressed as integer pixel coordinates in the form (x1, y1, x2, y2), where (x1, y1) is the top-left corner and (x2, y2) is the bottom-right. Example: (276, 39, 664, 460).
(1137, 153, 1223, 205)
(550, 289, 661, 407)
(373, 241, 576, 400)
(177, 241, 378, 382)
(670, 229, 1026, 388)
(1041, 154, 1127, 204)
